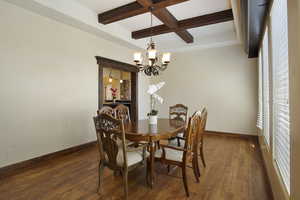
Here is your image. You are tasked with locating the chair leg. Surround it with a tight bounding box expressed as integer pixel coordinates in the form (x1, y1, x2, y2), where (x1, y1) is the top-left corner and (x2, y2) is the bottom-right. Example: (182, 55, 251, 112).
(113, 170, 119, 176)
(182, 166, 190, 197)
(200, 145, 206, 168)
(156, 141, 161, 149)
(97, 161, 104, 194)
(196, 157, 201, 178)
(177, 137, 181, 147)
(123, 169, 128, 200)
(167, 165, 170, 173)
(146, 158, 151, 186)
(194, 151, 201, 177)
(192, 157, 200, 182)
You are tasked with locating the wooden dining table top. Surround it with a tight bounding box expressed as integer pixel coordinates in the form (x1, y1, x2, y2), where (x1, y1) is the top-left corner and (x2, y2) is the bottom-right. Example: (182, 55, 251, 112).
(124, 118, 186, 141)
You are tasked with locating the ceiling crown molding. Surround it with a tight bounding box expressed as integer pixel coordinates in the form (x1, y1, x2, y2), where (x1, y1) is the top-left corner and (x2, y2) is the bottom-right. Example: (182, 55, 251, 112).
(4, 0, 145, 50)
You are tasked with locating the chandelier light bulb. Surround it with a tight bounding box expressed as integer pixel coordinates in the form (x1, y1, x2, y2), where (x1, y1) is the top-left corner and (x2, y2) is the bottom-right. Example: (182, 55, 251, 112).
(162, 53, 171, 63)
(134, 52, 142, 62)
(109, 78, 113, 83)
(148, 49, 157, 60)
(138, 57, 143, 65)
(120, 79, 123, 83)
(132, 9, 170, 76)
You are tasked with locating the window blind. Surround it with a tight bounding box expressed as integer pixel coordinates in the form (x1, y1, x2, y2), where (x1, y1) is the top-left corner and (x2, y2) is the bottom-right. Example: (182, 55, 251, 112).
(270, 0, 290, 194)
(262, 28, 270, 146)
(257, 50, 263, 129)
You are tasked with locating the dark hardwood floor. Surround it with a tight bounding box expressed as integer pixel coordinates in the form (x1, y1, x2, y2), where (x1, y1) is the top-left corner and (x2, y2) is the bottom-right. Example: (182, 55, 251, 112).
(0, 134, 273, 200)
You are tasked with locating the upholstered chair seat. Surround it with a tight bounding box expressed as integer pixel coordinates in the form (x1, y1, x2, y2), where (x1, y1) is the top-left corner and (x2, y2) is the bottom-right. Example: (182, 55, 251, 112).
(155, 148, 183, 162)
(169, 137, 185, 147)
(116, 148, 149, 167)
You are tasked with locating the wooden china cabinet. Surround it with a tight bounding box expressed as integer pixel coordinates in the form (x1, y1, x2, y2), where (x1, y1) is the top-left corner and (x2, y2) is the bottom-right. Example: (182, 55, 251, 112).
(95, 56, 139, 122)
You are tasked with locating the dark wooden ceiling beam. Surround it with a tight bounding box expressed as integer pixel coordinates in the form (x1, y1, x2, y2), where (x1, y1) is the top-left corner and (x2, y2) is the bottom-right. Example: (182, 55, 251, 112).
(132, 9, 234, 39)
(137, 0, 193, 43)
(153, 8, 193, 43)
(98, 0, 189, 24)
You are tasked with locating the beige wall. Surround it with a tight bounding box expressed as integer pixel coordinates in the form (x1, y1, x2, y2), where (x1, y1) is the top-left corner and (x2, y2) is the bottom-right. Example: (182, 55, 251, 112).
(151, 44, 258, 135)
(0, 1, 150, 168)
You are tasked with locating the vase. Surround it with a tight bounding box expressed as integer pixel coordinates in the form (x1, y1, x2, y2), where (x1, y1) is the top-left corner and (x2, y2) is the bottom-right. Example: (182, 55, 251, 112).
(149, 115, 158, 125)
(149, 124, 158, 133)
(113, 98, 116, 104)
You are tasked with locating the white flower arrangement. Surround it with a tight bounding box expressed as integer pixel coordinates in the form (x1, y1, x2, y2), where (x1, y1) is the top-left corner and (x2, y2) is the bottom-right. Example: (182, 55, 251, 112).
(147, 82, 165, 116)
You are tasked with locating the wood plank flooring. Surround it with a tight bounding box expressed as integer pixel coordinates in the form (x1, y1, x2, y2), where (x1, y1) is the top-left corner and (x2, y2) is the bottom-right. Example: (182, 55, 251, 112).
(0, 134, 273, 200)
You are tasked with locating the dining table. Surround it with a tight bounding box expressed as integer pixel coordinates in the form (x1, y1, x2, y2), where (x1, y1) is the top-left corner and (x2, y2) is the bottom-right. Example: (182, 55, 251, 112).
(123, 118, 186, 188)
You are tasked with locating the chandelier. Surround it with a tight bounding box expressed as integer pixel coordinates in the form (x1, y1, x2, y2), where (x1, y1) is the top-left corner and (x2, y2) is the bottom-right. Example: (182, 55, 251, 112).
(133, 8, 171, 76)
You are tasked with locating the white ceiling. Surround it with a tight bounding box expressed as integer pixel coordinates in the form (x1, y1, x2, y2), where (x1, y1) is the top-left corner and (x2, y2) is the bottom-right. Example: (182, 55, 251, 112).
(75, 0, 231, 28)
(7, 0, 239, 51)
(73, 0, 238, 51)
(75, 0, 230, 18)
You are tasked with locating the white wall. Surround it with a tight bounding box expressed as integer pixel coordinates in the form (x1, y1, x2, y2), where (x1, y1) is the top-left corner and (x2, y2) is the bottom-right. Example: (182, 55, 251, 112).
(0, 1, 150, 168)
(151, 45, 258, 135)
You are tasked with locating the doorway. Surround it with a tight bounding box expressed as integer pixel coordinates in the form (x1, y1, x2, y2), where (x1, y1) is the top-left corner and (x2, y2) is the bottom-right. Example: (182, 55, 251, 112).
(96, 56, 139, 122)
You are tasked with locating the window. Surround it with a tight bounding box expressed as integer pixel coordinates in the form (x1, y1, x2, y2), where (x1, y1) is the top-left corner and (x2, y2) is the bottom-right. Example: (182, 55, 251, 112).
(262, 28, 270, 147)
(257, 50, 263, 129)
(270, 0, 290, 194)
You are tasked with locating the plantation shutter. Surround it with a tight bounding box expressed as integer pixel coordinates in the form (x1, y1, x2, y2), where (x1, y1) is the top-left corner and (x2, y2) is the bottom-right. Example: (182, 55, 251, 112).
(262, 29, 270, 146)
(270, 0, 290, 194)
(257, 50, 263, 129)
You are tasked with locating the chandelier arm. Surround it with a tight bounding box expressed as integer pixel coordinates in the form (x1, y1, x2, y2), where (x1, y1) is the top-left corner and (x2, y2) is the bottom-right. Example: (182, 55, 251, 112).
(133, 7, 170, 76)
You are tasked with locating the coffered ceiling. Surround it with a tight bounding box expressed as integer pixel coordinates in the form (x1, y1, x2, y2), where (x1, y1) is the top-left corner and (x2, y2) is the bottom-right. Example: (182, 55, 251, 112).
(7, 0, 240, 52)
(75, 0, 238, 50)
(75, 0, 229, 20)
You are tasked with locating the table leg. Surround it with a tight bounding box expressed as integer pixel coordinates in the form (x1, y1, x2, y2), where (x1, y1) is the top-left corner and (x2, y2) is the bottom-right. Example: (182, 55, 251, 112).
(148, 140, 155, 188)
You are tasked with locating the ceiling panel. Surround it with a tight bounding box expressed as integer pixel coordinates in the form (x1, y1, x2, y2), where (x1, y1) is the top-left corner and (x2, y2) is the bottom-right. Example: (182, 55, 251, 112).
(75, 0, 134, 13)
(75, 0, 230, 31)
(118, 12, 163, 31)
(167, 0, 230, 20)
(73, 0, 237, 50)
(131, 22, 235, 53)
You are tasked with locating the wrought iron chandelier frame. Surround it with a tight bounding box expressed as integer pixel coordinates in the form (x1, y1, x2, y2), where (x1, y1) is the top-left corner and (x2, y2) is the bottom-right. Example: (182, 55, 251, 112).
(133, 7, 170, 76)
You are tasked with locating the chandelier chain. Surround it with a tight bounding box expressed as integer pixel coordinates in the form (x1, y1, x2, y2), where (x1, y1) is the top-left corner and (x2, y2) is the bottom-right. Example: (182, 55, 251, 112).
(150, 7, 153, 44)
(133, 7, 170, 76)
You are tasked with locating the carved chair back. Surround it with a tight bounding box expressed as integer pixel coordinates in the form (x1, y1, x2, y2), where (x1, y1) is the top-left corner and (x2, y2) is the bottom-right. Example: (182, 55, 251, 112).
(188, 111, 202, 156)
(182, 113, 200, 162)
(169, 104, 188, 122)
(93, 113, 127, 170)
(201, 108, 207, 130)
(97, 106, 115, 118)
(199, 108, 208, 142)
(115, 104, 131, 123)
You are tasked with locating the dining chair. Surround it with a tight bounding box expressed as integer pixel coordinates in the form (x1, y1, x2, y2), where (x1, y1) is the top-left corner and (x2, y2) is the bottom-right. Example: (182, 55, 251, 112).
(179, 108, 207, 177)
(199, 108, 208, 169)
(176, 108, 208, 177)
(97, 106, 115, 117)
(169, 104, 188, 146)
(154, 112, 201, 197)
(93, 113, 148, 200)
(115, 104, 131, 123)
